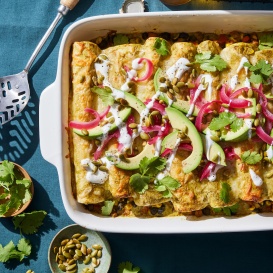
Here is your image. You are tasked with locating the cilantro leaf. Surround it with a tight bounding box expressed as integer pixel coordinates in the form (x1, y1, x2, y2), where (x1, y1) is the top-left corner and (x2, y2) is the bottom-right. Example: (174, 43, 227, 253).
(91, 86, 115, 106)
(113, 34, 129, 46)
(139, 156, 166, 177)
(101, 201, 115, 216)
(241, 151, 262, 165)
(129, 173, 149, 194)
(244, 60, 273, 84)
(213, 203, 239, 216)
(118, 261, 141, 273)
(230, 117, 244, 132)
(0, 239, 31, 262)
(153, 38, 170, 56)
(194, 51, 227, 72)
(0, 160, 15, 183)
(155, 176, 180, 198)
(259, 33, 273, 50)
(220, 182, 231, 203)
(13, 211, 47, 235)
(209, 112, 237, 131)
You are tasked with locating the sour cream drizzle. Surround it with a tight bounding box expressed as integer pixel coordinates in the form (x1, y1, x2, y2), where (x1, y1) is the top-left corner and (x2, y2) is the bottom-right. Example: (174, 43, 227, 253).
(166, 57, 190, 81)
(156, 138, 181, 181)
(207, 164, 223, 182)
(81, 158, 109, 184)
(230, 57, 250, 89)
(249, 168, 263, 187)
(267, 145, 273, 160)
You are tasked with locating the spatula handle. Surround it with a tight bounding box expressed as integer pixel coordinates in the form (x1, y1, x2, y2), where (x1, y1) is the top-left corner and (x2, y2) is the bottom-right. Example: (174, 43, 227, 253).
(60, 0, 79, 10)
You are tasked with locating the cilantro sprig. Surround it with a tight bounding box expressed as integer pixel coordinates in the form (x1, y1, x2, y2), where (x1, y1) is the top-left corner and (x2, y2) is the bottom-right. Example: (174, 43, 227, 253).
(129, 156, 180, 196)
(91, 86, 115, 106)
(118, 261, 141, 273)
(220, 182, 231, 204)
(244, 59, 273, 84)
(209, 112, 243, 133)
(12, 211, 47, 235)
(153, 38, 170, 56)
(241, 151, 262, 165)
(0, 161, 32, 217)
(213, 203, 239, 216)
(0, 238, 31, 262)
(194, 51, 227, 72)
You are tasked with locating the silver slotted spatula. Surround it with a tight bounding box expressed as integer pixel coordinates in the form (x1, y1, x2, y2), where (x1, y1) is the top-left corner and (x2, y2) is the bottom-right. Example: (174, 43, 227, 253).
(0, 0, 79, 125)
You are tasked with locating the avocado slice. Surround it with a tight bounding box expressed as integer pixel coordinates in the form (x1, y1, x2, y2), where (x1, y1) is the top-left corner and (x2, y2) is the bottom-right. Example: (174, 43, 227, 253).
(115, 144, 155, 170)
(165, 107, 203, 173)
(200, 133, 226, 166)
(73, 107, 131, 138)
(161, 130, 179, 153)
(154, 68, 198, 116)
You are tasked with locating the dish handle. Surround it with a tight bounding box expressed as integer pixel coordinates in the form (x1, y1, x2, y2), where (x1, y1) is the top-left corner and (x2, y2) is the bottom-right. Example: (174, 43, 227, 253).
(39, 82, 62, 166)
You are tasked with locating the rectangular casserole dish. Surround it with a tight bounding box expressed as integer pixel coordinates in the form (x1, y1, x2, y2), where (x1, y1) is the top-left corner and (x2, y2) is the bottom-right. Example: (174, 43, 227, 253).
(40, 10, 273, 233)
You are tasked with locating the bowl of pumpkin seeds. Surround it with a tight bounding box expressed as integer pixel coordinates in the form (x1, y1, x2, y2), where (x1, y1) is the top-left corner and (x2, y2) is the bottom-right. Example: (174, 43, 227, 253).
(48, 224, 111, 273)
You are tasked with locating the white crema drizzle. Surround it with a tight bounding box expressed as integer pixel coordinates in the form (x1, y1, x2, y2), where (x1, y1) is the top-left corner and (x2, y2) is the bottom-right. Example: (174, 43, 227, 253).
(230, 56, 250, 89)
(166, 57, 190, 81)
(81, 158, 109, 184)
(249, 168, 263, 187)
(266, 145, 273, 160)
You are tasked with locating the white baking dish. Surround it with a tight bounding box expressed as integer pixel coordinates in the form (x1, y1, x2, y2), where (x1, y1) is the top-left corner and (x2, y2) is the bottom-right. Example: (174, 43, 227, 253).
(40, 10, 273, 233)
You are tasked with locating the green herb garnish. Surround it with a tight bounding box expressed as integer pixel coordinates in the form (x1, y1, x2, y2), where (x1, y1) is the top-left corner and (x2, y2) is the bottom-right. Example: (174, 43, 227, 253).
(153, 38, 170, 56)
(241, 150, 262, 165)
(0, 160, 32, 217)
(213, 203, 239, 216)
(91, 86, 115, 106)
(113, 34, 129, 46)
(118, 261, 141, 273)
(0, 238, 31, 262)
(258, 33, 273, 50)
(154, 176, 180, 198)
(209, 112, 243, 132)
(244, 59, 273, 84)
(220, 182, 231, 204)
(101, 200, 115, 216)
(12, 210, 47, 235)
(194, 51, 227, 72)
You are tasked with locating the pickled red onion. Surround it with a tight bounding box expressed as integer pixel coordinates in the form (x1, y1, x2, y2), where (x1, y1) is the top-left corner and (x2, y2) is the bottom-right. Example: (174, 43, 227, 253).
(69, 108, 100, 130)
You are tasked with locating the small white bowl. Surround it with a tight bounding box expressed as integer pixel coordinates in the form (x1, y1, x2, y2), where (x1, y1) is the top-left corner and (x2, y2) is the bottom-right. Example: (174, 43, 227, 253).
(48, 224, 111, 273)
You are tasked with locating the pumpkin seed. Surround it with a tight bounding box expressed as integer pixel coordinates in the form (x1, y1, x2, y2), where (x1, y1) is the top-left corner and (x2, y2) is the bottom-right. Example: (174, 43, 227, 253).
(81, 244, 87, 256)
(265, 170, 273, 178)
(73, 254, 80, 260)
(140, 132, 150, 140)
(145, 117, 150, 127)
(83, 255, 91, 265)
(67, 264, 77, 271)
(92, 244, 103, 250)
(78, 234, 87, 241)
(54, 247, 58, 254)
(97, 250, 102, 258)
(167, 91, 174, 100)
(68, 259, 76, 265)
(168, 88, 174, 94)
(95, 139, 101, 146)
(119, 98, 128, 106)
(90, 250, 98, 257)
(159, 76, 166, 83)
(99, 165, 109, 172)
(58, 254, 65, 261)
(210, 135, 220, 142)
(176, 81, 185, 88)
(191, 68, 196, 78)
(55, 253, 59, 262)
(216, 84, 222, 90)
(58, 247, 62, 255)
(254, 118, 260, 127)
(76, 243, 82, 249)
(151, 110, 160, 116)
(129, 123, 138, 129)
(63, 251, 72, 259)
(75, 249, 83, 256)
(187, 82, 195, 89)
(247, 89, 253, 98)
(159, 86, 167, 93)
(172, 77, 178, 85)
(88, 266, 95, 273)
(58, 264, 66, 272)
(256, 103, 262, 113)
(93, 259, 100, 268)
(173, 85, 179, 93)
(72, 233, 82, 239)
(65, 244, 76, 250)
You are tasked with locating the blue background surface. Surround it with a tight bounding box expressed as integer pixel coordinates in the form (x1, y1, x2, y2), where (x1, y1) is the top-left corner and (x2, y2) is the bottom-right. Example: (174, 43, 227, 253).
(1, 0, 273, 272)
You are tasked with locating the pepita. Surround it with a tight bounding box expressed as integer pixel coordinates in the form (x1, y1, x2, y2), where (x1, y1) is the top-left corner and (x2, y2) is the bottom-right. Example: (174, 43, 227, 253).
(81, 244, 87, 256)
(140, 132, 150, 140)
(75, 249, 83, 256)
(65, 244, 76, 250)
(92, 244, 103, 250)
(159, 86, 167, 93)
(58, 264, 66, 272)
(58, 254, 65, 261)
(256, 103, 262, 113)
(66, 263, 77, 271)
(247, 89, 253, 98)
(210, 135, 220, 142)
(187, 82, 195, 89)
(68, 259, 76, 265)
(83, 255, 91, 265)
(172, 77, 178, 85)
(76, 243, 82, 249)
(129, 123, 138, 129)
(63, 251, 72, 259)
(151, 110, 160, 116)
(167, 91, 174, 100)
(72, 233, 82, 239)
(176, 81, 185, 88)
(173, 85, 180, 93)
(54, 247, 58, 254)
(90, 250, 98, 257)
(97, 250, 102, 258)
(99, 165, 109, 172)
(159, 76, 166, 83)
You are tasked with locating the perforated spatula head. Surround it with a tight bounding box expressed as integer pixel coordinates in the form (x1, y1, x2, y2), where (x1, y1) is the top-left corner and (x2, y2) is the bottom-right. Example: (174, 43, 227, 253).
(0, 71, 30, 125)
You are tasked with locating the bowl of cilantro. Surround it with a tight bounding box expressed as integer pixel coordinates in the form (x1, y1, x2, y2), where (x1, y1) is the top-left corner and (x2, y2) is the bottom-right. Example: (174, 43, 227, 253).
(0, 160, 34, 217)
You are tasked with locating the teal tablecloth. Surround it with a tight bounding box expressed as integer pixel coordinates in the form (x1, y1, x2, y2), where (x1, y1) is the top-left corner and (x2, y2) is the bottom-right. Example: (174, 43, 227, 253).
(1, 0, 273, 272)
